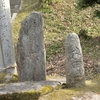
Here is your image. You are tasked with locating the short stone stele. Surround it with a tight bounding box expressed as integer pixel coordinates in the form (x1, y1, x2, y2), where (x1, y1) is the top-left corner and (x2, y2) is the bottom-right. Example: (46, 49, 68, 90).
(17, 12, 46, 82)
(65, 33, 85, 87)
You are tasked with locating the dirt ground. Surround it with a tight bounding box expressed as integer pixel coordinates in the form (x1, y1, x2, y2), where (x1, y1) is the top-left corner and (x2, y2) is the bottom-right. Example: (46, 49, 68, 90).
(46, 53, 100, 80)
(72, 92, 100, 100)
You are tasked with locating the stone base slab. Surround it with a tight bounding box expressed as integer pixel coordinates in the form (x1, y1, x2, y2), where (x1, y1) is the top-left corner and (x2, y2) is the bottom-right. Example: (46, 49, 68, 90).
(0, 81, 60, 95)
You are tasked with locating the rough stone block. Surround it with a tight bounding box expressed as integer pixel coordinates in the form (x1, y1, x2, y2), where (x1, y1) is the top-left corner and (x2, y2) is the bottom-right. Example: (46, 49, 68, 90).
(17, 12, 46, 82)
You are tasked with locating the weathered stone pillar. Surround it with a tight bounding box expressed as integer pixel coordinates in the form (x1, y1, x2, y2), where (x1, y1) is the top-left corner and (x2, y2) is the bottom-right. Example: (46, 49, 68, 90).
(65, 33, 85, 87)
(0, 0, 16, 74)
(17, 11, 46, 82)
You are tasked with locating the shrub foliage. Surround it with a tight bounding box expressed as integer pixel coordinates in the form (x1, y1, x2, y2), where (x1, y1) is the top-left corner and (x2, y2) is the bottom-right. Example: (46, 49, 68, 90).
(78, 0, 100, 8)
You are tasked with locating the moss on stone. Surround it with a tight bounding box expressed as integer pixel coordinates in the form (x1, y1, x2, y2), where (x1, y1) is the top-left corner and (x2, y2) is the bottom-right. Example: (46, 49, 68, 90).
(0, 90, 40, 100)
(40, 86, 54, 95)
(40, 74, 100, 100)
(1, 74, 100, 100)
(8, 74, 18, 83)
(0, 73, 6, 83)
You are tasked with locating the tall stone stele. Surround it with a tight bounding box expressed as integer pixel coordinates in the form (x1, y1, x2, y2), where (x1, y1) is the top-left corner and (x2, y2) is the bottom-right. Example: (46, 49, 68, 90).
(65, 33, 85, 87)
(0, 0, 16, 74)
(17, 12, 46, 82)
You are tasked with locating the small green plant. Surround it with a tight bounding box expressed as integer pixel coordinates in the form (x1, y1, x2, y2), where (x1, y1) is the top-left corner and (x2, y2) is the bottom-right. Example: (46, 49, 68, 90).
(42, 0, 60, 5)
(79, 29, 91, 40)
(43, 0, 52, 5)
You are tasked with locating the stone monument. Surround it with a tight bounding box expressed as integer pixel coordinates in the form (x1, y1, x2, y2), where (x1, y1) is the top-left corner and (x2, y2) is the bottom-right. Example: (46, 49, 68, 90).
(10, 0, 23, 22)
(65, 33, 85, 87)
(0, 0, 16, 74)
(17, 11, 46, 82)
